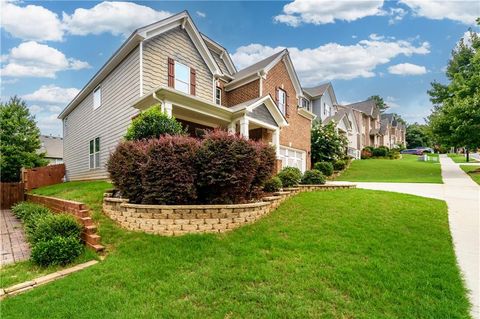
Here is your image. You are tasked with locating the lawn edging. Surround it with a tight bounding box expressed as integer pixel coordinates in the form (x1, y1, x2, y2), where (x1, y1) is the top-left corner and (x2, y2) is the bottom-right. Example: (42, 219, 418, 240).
(103, 183, 356, 236)
(0, 260, 98, 299)
(25, 194, 104, 251)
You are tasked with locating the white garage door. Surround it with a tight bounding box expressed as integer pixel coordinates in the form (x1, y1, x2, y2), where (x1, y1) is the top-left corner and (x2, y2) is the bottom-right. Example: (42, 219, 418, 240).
(279, 146, 306, 172)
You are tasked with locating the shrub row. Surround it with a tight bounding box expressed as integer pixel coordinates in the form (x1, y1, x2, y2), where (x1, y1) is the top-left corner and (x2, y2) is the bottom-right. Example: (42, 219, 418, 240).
(263, 166, 326, 193)
(11, 202, 83, 266)
(361, 146, 400, 159)
(108, 130, 276, 205)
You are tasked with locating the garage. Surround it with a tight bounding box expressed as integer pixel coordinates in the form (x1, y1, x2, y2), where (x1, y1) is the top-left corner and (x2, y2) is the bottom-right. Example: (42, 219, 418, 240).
(278, 146, 307, 172)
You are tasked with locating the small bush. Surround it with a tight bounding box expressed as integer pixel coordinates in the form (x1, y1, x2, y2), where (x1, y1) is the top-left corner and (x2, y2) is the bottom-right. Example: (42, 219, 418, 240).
(11, 202, 50, 223)
(249, 142, 276, 197)
(196, 130, 258, 204)
(30, 214, 82, 244)
(263, 176, 283, 193)
(313, 162, 334, 176)
(388, 149, 401, 159)
(124, 105, 185, 141)
(107, 140, 147, 203)
(277, 167, 302, 188)
(301, 170, 326, 185)
(142, 136, 199, 205)
(372, 147, 389, 157)
(361, 148, 372, 159)
(31, 236, 83, 266)
(333, 160, 347, 171)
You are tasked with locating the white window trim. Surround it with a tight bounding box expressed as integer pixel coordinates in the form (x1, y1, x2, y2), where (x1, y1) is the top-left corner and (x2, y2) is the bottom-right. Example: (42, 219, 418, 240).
(174, 61, 190, 94)
(93, 86, 102, 110)
(89, 137, 100, 170)
(215, 87, 221, 105)
(278, 146, 307, 173)
(277, 88, 286, 115)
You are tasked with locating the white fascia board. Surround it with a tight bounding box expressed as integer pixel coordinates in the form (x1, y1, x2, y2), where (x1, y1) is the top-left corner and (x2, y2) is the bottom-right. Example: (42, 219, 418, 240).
(224, 73, 260, 92)
(298, 107, 317, 121)
(201, 34, 237, 74)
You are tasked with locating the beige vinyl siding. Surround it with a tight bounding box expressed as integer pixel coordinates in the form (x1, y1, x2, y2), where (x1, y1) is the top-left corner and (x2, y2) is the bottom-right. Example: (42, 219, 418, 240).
(63, 46, 140, 181)
(210, 50, 230, 75)
(143, 26, 213, 102)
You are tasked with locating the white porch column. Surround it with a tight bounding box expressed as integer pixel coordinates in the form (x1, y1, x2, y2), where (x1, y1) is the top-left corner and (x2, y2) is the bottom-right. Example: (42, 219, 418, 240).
(272, 128, 280, 157)
(164, 101, 173, 118)
(228, 121, 236, 134)
(239, 117, 249, 139)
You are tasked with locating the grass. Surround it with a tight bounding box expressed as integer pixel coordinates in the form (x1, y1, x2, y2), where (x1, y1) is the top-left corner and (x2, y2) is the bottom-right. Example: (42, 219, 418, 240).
(448, 153, 479, 163)
(336, 154, 443, 183)
(0, 181, 470, 318)
(460, 165, 480, 185)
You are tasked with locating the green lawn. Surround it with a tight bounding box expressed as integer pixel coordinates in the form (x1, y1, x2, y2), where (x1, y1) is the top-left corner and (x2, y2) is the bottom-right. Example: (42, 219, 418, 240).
(460, 165, 480, 185)
(448, 153, 479, 163)
(336, 154, 443, 183)
(0, 181, 469, 318)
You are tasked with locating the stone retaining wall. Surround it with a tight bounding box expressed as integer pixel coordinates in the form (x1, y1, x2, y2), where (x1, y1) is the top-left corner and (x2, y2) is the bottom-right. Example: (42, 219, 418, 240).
(103, 183, 355, 236)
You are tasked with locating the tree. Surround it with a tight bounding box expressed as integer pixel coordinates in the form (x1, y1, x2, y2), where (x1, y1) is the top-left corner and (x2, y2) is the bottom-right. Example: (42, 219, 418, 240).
(427, 28, 480, 161)
(0, 96, 48, 182)
(311, 121, 348, 163)
(368, 95, 388, 112)
(406, 123, 432, 148)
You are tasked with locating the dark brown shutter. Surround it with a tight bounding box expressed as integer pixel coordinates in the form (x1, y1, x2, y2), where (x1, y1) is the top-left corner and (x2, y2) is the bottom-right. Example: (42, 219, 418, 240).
(168, 58, 174, 88)
(285, 91, 289, 117)
(275, 87, 279, 104)
(190, 68, 196, 96)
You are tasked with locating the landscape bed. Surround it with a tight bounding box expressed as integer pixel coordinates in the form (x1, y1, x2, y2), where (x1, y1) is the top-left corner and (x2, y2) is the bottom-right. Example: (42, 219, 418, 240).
(0, 181, 469, 318)
(460, 165, 480, 185)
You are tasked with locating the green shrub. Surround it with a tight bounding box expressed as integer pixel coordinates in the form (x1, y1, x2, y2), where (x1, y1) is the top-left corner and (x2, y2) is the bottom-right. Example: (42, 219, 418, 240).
(388, 149, 401, 159)
(301, 170, 326, 185)
(361, 148, 372, 159)
(31, 236, 83, 266)
(30, 214, 83, 244)
(124, 105, 185, 141)
(263, 176, 282, 192)
(313, 162, 334, 176)
(11, 202, 50, 223)
(277, 167, 302, 187)
(333, 160, 347, 171)
(372, 147, 388, 157)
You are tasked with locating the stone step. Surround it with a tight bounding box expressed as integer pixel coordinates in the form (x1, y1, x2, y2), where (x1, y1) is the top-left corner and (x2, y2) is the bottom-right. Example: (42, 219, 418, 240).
(84, 225, 97, 234)
(80, 216, 93, 226)
(86, 243, 105, 252)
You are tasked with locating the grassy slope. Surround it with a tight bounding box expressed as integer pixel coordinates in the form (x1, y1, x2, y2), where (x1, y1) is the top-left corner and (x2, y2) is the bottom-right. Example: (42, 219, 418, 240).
(336, 154, 443, 183)
(0, 182, 469, 318)
(460, 165, 480, 185)
(448, 153, 479, 163)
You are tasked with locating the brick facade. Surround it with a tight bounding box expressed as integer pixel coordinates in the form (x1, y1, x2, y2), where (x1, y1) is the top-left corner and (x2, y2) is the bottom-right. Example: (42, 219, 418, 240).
(225, 79, 260, 107)
(262, 61, 312, 169)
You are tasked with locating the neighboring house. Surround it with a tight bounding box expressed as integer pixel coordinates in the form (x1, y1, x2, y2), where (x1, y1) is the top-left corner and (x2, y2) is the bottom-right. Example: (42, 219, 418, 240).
(303, 82, 337, 123)
(59, 11, 316, 180)
(38, 135, 63, 164)
(347, 99, 382, 148)
(380, 113, 406, 148)
(335, 105, 361, 159)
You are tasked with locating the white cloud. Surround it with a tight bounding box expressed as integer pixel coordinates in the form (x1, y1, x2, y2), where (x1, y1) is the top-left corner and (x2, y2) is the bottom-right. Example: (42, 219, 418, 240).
(1, 41, 90, 78)
(388, 63, 427, 75)
(48, 105, 63, 113)
(274, 0, 384, 26)
(388, 7, 407, 25)
(232, 37, 430, 85)
(62, 1, 172, 37)
(196, 11, 206, 18)
(400, 0, 479, 25)
(23, 85, 80, 103)
(29, 104, 43, 114)
(1, 1, 64, 41)
(462, 30, 480, 47)
(369, 33, 385, 41)
(36, 113, 62, 134)
(386, 96, 400, 108)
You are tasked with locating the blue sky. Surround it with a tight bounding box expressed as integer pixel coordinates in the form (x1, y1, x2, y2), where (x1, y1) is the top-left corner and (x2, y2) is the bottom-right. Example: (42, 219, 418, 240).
(1, 0, 479, 136)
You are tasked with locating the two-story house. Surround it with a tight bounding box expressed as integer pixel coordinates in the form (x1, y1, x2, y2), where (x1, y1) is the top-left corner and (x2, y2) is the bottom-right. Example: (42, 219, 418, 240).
(346, 99, 382, 148)
(58, 11, 315, 181)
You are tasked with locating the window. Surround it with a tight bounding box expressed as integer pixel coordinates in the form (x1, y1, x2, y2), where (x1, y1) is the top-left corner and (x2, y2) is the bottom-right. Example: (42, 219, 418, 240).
(323, 102, 327, 115)
(277, 89, 286, 115)
(63, 117, 68, 137)
(215, 87, 222, 105)
(89, 137, 100, 169)
(174, 61, 190, 94)
(93, 86, 101, 109)
(301, 98, 310, 111)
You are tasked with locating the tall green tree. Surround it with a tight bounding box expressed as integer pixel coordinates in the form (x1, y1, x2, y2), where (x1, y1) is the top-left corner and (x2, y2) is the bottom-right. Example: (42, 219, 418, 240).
(311, 121, 348, 163)
(368, 95, 388, 112)
(406, 123, 432, 148)
(0, 96, 47, 182)
(427, 28, 480, 161)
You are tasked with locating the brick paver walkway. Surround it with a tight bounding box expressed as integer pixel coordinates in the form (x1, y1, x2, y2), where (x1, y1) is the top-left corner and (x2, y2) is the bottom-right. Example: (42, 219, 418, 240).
(1, 209, 30, 266)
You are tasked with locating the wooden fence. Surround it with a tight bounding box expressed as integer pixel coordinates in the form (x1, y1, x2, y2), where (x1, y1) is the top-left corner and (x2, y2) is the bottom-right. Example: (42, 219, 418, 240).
(22, 164, 65, 191)
(0, 182, 24, 209)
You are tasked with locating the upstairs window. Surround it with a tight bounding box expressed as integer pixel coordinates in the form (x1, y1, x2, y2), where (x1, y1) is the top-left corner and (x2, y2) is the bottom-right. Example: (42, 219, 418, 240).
(277, 88, 286, 115)
(93, 86, 101, 109)
(301, 98, 310, 111)
(89, 137, 100, 169)
(174, 61, 190, 94)
(215, 87, 222, 105)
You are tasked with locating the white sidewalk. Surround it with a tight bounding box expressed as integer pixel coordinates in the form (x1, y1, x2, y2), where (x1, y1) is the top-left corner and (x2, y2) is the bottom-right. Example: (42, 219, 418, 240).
(355, 155, 479, 318)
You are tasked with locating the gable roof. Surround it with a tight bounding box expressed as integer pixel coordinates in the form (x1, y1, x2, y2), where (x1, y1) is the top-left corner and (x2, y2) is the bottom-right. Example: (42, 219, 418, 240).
(39, 135, 63, 159)
(59, 11, 227, 120)
(336, 104, 359, 132)
(229, 95, 288, 127)
(303, 83, 330, 97)
(225, 49, 303, 97)
(347, 99, 379, 118)
(200, 33, 236, 75)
